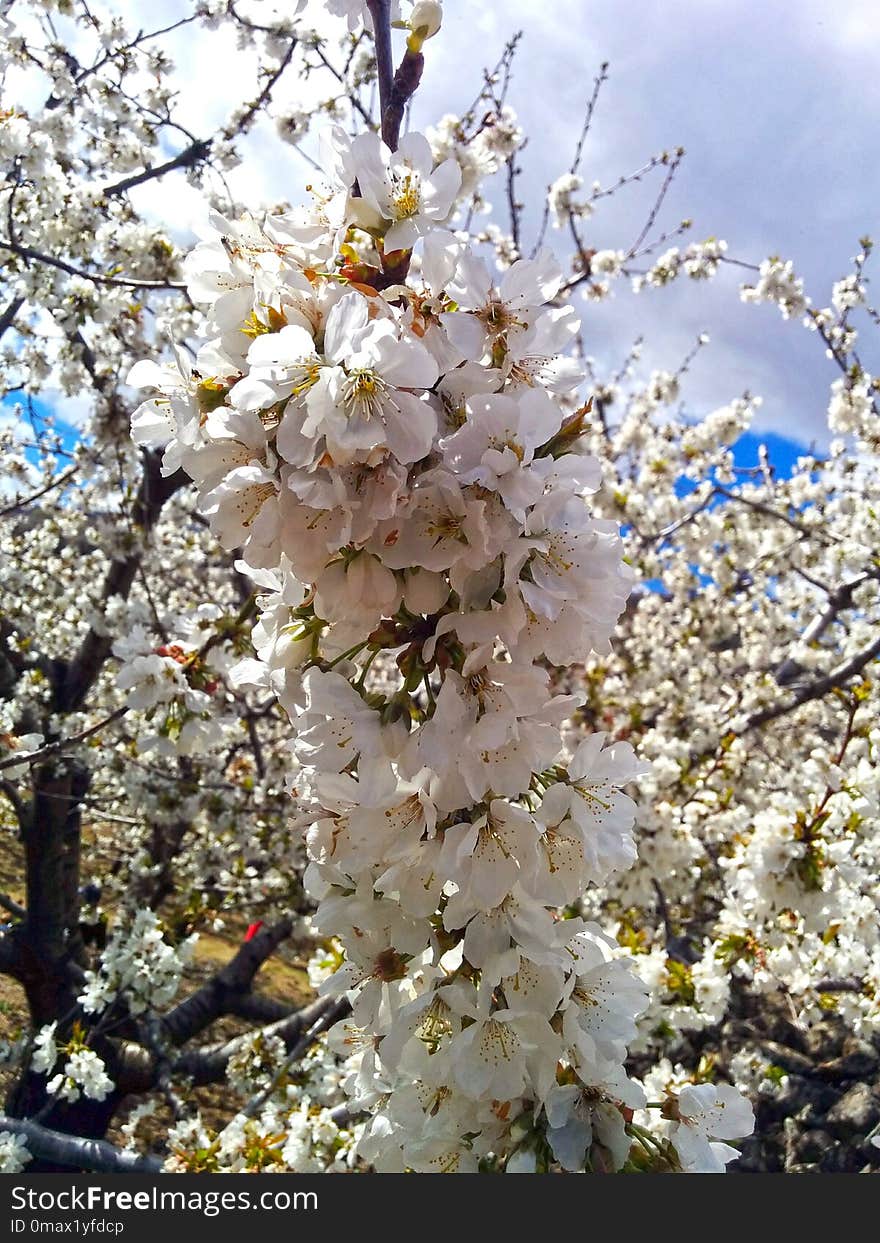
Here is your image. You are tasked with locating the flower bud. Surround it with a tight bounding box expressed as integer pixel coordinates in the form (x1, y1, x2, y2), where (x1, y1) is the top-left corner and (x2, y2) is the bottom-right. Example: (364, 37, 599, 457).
(407, 1, 442, 50)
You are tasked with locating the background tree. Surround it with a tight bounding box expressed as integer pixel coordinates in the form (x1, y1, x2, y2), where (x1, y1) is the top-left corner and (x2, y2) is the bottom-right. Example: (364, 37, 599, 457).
(0, 0, 877, 1174)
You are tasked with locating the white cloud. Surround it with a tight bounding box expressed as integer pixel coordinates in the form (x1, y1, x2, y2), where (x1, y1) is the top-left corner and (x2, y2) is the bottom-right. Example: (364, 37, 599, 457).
(49, 390, 94, 430)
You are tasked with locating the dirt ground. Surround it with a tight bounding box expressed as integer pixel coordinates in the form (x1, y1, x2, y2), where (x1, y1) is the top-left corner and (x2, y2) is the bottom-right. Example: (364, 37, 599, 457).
(0, 827, 316, 1151)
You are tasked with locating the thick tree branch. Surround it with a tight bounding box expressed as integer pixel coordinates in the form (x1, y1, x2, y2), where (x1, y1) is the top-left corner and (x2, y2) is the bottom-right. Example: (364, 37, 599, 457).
(0, 1115, 162, 1173)
(111, 970, 338, 1095)
(367, 1, 395, 135)
(0, 930, 24, 978)
(169, 995, 344, 1088)
(161, 917, 294, 1046)
(383, 48, 424, 153)
(366, 0, 423, 151)
(19, 760, 90, 1025)
(0, 295, 24, 341)
(0, 892, 26, 919)
(225, 992, 297, 1024)
(742, 632, 880, 732)
(774, 577, 867, 686)
(58, 454, 189, 713)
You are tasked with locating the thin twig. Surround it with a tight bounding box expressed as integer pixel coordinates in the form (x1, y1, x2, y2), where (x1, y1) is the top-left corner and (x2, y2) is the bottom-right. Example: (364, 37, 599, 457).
(0, 238, 185, 291)
(0, 464, 79, 518)
(626, 148, 684, 259)
(0, 707, 128, 773)
(242, 996, 350, 1118)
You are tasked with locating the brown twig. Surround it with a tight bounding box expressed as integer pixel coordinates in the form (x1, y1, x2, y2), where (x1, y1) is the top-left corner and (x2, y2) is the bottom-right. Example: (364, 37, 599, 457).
(0, 238, 186, 292)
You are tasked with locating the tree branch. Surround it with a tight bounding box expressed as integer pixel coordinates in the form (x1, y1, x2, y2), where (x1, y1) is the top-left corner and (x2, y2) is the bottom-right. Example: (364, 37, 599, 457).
(241, 996, 351, 1118)
(742, 632, 880, 732)
(0, 930, 24, 979)
(0, 464, 79, 519)
(0, 778, 29, 828)
(222, 36, 299, 140)
(57, 455, 189, 713)
(101, 139, 213, 199)
(310, 41, 373, 127)
(0, 238, 186, 292)
(0, 295, 24, 341)
(0, 707, 127, 773)
(25, 761, 90, 989)
(167, 995, 344, 1088)
(225, 992, 297, 1024)
(366, 0, 423, 151)
(0, 1115, 162, 1174)
(714, 485, 834, 543)
(626, 148, 684, 260)
(367, 1, 395, 137)
(774, 577, 867, 686)
(0, 892, 26, 919)
(161, 917, 294, 1046)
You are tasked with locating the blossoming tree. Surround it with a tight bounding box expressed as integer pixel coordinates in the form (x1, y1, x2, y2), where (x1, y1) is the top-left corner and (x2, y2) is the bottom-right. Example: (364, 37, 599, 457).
(0, 0, 875, 1176)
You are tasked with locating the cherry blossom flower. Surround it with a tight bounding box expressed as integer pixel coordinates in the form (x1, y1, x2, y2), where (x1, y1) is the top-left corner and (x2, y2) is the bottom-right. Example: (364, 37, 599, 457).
(669, 1083, 755, 1173)
(350, 130, 461, 252)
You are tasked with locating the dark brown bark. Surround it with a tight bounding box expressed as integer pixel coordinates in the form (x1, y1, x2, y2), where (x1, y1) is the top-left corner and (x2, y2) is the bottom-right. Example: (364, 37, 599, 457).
(19, 759, 90, 1025)
(161, 918, 294, 1046)
(57, 454, 188, 713)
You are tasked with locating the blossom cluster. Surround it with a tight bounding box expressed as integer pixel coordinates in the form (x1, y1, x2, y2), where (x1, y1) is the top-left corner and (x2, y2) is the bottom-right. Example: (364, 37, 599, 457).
(0, 1131, 31, 1174)
(78, 909, 198, 1017)
(161, 980, 360, 1174)
(567, 241, 880, 1072)
(30, 1022, 114, 1104)
(130, 111, 754, 1172)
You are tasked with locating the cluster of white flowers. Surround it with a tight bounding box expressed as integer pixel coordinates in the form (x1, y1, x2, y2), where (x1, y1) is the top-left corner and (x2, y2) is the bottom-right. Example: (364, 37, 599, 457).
(164, 1010, 359, 1174)
(112, 613, 233, 757)
(129, 98, 755, 1171)
(78, 910, 197, 1017)
(570, 236, 880, 1064)
(24, 0, 880, 1173)
(828, 374, 877, 445)
(642, 1076, 754, 1174)
(118, 1100, 159, 1151)
(0, 1131, 32, 1174)
(831, 273, 866, 314)
(47, 1049, 115, 1104)
(31, 1022, 114, 1104)
(163, 1101, 357, 1175)
(630, 239, 725, 292)
(227, 1029, 290, 1096)
(548, 173, 593, 230)
(740, 257, 809, 320)
(426, 107, 524, 210)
